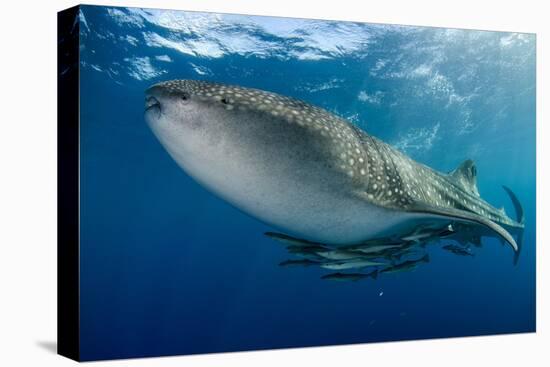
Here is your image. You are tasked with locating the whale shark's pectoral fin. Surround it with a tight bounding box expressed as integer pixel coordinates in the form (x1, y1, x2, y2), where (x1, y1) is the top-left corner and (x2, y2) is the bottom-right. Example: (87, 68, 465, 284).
(406, 204, 518, 252)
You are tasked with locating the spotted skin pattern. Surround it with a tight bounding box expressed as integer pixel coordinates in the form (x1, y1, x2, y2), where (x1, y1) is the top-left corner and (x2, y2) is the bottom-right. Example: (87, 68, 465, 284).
(149, 80, 524, 247)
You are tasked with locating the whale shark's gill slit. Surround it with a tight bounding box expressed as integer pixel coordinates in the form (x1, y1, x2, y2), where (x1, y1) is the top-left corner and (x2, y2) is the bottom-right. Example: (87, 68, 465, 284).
(360, 134, 384, 200)
(346, 124, 370, 187)
(381, 141, 407, 205)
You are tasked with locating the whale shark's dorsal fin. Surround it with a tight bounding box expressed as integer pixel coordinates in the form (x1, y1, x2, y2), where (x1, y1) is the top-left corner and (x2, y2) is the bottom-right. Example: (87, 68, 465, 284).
(449, 159, 480, 197)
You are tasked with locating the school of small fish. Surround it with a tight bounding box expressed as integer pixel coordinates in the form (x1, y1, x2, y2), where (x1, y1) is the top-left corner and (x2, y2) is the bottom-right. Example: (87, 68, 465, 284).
(269, 222, 477, 282)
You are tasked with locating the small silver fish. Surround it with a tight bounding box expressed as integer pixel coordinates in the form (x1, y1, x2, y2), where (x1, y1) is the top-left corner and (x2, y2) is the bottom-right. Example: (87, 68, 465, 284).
(321, 259, 385, 270)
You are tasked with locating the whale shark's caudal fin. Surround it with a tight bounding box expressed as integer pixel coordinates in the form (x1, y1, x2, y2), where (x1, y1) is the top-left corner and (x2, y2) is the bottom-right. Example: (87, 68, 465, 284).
(502, 185, 525, 266)
(502, 186, 524, 225)
(449, 159, 480, 197)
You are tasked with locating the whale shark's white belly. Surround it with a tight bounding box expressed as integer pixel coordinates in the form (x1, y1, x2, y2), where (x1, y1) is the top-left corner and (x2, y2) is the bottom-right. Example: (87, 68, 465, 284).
(163, 135, 424, 245)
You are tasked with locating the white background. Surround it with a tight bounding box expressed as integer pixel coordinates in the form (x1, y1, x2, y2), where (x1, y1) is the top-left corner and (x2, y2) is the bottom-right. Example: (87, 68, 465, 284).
(0, 0, 547, 365)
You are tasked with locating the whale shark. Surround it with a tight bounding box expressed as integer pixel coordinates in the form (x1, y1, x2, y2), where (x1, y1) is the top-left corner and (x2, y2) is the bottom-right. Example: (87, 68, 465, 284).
(145, 80, 525, 264)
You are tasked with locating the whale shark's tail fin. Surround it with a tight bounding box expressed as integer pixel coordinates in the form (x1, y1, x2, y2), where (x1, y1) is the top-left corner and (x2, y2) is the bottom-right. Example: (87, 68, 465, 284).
(502, 185, 524, 266)
(502, 186, 524, 225)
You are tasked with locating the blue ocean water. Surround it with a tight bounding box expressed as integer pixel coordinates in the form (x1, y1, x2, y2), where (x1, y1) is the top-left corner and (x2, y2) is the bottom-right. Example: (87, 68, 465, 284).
(75, 5, 536, 361)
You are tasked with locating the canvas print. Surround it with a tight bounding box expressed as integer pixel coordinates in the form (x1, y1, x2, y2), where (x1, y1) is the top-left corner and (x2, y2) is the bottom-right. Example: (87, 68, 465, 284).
(57, 5, 536, 361)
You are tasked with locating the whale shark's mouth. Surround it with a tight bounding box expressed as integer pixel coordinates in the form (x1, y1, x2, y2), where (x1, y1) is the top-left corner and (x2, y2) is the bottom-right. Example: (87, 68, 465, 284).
(145, 96, 161, 113)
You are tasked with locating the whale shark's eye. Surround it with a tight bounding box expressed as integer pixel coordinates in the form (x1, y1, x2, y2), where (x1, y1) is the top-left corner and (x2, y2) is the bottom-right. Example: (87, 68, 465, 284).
(180, 92, 190, 102)
(221, 98, 229, 105)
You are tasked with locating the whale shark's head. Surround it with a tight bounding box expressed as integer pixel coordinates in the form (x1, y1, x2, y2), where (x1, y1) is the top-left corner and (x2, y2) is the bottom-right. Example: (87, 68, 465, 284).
(145, 80, 235, 159)
(145, 80, 308, 163)
(144, 80, 364, 186)
(145, 79, 363, 165)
